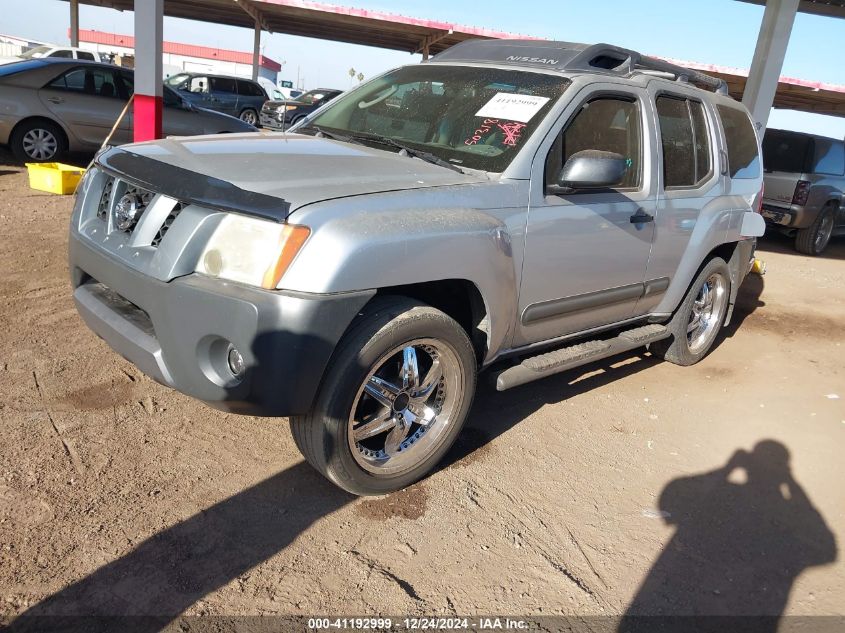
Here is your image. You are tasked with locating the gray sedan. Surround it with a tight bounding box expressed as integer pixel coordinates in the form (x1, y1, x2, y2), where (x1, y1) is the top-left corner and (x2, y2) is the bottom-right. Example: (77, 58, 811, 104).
(0, 59, 257, 162)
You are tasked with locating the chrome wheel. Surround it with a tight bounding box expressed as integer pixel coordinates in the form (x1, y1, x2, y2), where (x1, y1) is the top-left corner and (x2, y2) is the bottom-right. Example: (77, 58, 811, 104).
(687, 273, 728, 354)
(348, 338, 464, 476)
(815, 212, 834, 252)
(22, 128, 58, 161)
(240, 109, 258, 125)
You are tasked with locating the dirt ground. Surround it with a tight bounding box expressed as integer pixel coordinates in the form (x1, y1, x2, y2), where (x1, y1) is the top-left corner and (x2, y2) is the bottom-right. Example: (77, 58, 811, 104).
(0, 148, 843, 625)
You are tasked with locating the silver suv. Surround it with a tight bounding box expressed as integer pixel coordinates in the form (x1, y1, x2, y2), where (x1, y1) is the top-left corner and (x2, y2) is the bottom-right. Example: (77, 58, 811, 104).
(68, 41, 765, 495)
(761, 129, 845, 255)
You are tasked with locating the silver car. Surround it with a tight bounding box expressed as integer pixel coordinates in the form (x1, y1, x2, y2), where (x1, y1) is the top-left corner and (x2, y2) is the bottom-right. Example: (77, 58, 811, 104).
(761, 128, 845, 255)
(0, 59, 256, 162)
(69, 40, 765, 495)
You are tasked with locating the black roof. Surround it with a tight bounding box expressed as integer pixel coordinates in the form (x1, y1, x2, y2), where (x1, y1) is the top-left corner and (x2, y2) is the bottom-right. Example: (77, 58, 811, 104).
(428, 40, 727, 94)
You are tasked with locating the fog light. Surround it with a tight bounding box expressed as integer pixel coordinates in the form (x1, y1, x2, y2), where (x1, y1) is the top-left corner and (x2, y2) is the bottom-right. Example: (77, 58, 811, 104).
(227, 346, 245, 376)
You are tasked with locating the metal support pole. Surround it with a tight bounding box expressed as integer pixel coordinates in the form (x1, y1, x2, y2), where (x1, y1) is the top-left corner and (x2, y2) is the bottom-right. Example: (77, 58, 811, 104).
(252, 20, 261, 81)
(133, 0, 163, 142)
(69, 0, 79, 47)
(742, 0, 800, 129)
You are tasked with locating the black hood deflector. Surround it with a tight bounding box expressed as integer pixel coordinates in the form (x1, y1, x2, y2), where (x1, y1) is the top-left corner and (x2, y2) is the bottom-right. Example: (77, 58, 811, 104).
(96, 147, 291, 222)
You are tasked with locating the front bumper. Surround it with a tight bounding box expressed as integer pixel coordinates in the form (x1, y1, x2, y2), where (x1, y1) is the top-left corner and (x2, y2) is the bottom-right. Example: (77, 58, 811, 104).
(69, 230, 374, 416)
(259, 112, 287, 130)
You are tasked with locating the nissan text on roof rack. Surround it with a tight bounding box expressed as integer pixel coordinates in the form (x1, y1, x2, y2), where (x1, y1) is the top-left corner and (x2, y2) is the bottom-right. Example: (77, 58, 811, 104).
(69, 40, 765, 495)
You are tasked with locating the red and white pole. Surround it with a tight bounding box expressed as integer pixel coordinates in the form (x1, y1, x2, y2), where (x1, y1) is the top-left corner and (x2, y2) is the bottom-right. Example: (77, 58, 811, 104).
(133, 0, 163, 142)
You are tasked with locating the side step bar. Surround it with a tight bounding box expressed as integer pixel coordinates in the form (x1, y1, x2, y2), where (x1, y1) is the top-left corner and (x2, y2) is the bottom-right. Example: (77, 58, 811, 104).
(494, 323, 670, 391)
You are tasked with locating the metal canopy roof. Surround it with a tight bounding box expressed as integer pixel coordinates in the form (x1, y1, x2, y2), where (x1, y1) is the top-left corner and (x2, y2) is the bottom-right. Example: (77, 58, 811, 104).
(59, 0, 845, 117)
(737, 0, 845, 19)
(659, 56, 845, 118)
(59, 0, 532, 55)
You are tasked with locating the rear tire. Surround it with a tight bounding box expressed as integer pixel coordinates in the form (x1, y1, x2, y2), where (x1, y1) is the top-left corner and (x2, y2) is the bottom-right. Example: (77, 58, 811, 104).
(651, 257, 731, 366)
(795, 205, 836, 255)
(10, 119, 66, 163)
(291, 297, 477, 496)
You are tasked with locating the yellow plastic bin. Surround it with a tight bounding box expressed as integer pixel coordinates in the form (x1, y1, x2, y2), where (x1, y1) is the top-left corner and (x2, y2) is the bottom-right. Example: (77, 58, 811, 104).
(25, 162, 86, 195)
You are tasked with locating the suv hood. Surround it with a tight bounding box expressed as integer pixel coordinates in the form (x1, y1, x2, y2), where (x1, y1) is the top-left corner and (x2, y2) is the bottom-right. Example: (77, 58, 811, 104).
(107, 132, 484, 218)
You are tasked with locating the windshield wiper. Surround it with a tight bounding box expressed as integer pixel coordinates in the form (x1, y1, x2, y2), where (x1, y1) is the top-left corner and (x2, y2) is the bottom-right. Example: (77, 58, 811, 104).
(349, 132, 465, 174)
(301, 125, 361, 145)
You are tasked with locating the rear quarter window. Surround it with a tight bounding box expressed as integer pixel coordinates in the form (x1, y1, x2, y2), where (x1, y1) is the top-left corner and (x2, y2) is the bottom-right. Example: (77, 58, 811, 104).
(717, 104, 761, 179)
(813, 138, 845, 176)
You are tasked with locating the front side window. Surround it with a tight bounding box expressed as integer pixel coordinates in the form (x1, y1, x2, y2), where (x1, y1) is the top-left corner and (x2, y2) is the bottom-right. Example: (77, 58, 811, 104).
(717, 104, 761, 179)
(49, 50, 73, 59)
(656, 95, 711, 188)
(546, 96, 642, 190)
(77, 51, 96, 61)
(306, 65, 569, 172)
(181, 75, 209, 94)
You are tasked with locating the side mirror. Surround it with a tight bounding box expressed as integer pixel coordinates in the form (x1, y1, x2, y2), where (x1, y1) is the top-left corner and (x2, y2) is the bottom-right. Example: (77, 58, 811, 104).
(553, 150, 628, 193)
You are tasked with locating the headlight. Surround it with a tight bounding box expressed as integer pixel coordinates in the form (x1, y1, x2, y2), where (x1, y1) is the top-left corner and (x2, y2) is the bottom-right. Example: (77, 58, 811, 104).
(196, 214, 310, 289)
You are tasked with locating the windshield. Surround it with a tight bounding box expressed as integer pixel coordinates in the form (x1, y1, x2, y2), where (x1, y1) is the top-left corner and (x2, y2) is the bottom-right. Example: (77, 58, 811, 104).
(19, 46, 52, 59)
(295, 89, 333, 105)
(306, 65, 568, 172)
(164, 73, 190, 88)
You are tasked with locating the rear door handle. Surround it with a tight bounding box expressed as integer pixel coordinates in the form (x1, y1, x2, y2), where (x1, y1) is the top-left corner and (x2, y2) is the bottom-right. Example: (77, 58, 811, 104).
(47, 96, 64, 104)
(630, 209, 654, 223)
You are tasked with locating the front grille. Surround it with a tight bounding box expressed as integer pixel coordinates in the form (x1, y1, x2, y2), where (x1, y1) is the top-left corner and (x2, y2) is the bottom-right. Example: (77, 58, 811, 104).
(151, 203, 184, 247)
(97, 178, 113, 221)
(92, 172, 184, 248)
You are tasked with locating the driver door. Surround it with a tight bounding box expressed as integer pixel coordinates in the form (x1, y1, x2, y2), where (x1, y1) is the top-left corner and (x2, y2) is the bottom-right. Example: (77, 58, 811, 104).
(514, 86, 658, 347)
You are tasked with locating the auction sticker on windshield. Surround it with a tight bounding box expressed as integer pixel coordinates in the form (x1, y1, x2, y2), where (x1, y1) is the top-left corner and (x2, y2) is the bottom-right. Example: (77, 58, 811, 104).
(475, 93, 551, 123)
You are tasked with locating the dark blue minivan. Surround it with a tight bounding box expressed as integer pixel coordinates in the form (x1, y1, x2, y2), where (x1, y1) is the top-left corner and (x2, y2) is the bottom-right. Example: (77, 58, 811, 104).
(164, 72, 268, 126)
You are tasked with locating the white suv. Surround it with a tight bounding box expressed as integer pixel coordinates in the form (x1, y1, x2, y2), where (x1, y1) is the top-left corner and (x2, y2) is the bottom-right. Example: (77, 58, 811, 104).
(0, 45, 104, 66)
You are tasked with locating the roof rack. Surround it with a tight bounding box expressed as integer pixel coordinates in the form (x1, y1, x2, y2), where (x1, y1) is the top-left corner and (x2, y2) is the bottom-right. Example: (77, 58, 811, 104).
(428, 40, 729, 95)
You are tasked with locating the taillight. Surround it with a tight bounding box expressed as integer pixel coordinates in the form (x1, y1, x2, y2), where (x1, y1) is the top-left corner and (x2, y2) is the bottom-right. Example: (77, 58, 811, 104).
(756, 182, 764, 214)
(792, 180, 811, 206)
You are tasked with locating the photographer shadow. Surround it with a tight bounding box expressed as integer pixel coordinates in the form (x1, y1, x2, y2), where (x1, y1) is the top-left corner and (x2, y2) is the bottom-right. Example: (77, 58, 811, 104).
(619, 440, 837, 631)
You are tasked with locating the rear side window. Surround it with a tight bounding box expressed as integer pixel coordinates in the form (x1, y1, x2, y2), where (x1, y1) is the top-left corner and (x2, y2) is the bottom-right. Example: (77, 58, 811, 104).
(211, 77, 237, 94)
(813, 138, 845, 176)
(237, 80, 266, 97)
(48, 67, 120, 98)
(656, 95, 712, 187)
(717, 104, 761, 179)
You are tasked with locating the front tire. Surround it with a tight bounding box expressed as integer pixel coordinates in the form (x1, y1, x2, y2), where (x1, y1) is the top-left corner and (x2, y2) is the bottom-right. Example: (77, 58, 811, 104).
(10, 119, 66, 162)
(239, 108, 259, 126)
(291, 297, 477, 496)
(795, 205, 836, 255)
(651, 257, 731, 366)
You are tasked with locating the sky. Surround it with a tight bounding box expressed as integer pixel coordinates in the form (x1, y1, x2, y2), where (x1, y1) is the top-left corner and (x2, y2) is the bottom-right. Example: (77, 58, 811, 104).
(2, 0, 844, 136)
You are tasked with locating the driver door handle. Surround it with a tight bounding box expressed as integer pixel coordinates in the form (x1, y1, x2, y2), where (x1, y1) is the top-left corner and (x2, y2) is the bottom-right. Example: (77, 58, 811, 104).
(630, 209, 654, 224)
(47, 96, 65, 104)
